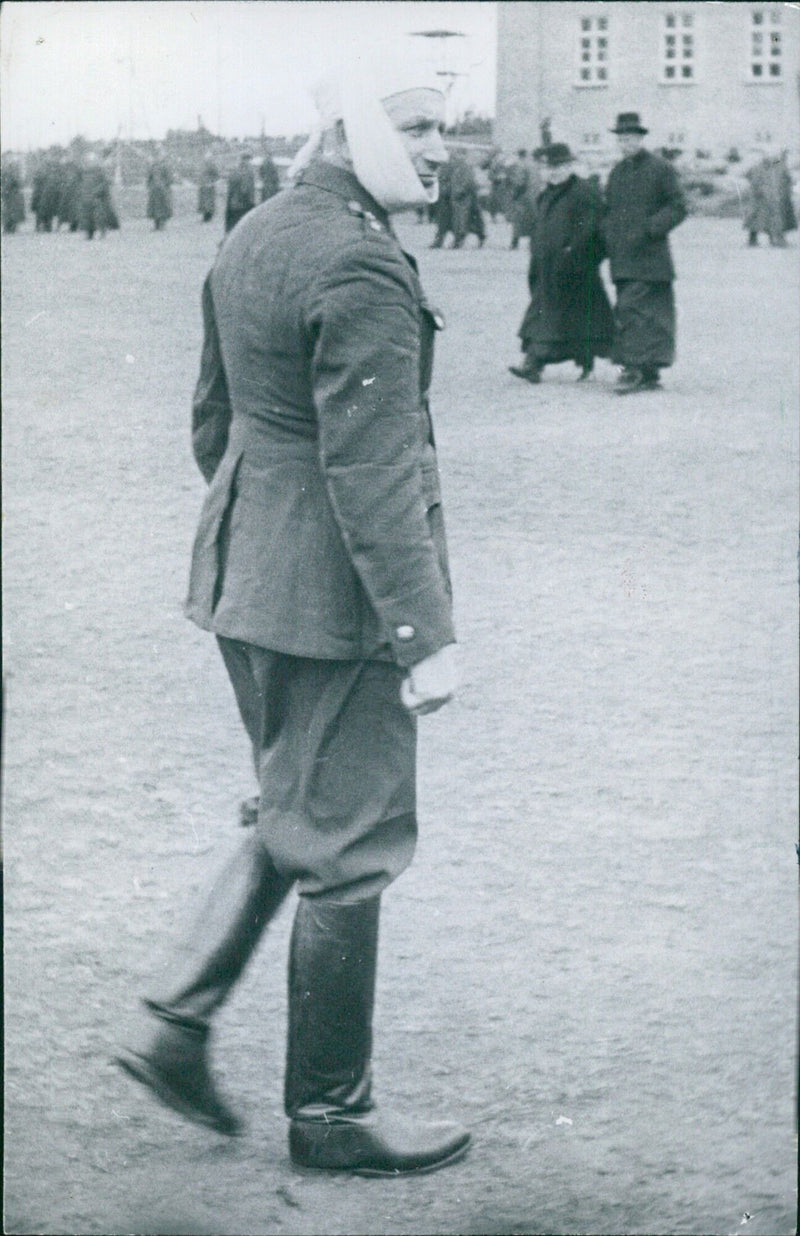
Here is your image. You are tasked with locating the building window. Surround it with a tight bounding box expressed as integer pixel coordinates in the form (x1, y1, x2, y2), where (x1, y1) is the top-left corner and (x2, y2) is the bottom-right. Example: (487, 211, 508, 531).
(661, 11, 695, 82)
(750, 7, 782, 78)
(576, 14, 609, 85)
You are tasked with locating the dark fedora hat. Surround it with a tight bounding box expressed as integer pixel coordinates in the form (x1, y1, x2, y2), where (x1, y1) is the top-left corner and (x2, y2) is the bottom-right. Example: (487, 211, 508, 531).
(611, 112, 648, 134)
(542, 142, 574, 167)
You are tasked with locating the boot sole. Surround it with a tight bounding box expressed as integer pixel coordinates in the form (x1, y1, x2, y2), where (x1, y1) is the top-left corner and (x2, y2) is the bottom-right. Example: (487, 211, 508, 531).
(113, 1050, 243, 1137)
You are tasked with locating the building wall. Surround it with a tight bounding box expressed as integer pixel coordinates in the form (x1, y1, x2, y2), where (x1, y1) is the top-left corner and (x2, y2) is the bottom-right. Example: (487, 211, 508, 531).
(496, 2, 800, 160)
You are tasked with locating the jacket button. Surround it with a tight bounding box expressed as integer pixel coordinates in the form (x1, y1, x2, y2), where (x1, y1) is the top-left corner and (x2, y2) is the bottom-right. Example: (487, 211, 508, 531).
(396, 625, 415, 641)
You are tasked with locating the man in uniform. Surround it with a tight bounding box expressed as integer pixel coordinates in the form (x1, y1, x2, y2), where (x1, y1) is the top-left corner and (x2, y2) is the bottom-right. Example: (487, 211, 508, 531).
(224, 151, 257, 232)
(116, 51, 470, 1178)
(604, 112, 686, 394)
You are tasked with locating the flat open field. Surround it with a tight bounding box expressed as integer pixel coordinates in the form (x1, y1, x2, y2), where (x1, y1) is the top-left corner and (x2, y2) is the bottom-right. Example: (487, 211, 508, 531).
(3, 191, 798, 1236)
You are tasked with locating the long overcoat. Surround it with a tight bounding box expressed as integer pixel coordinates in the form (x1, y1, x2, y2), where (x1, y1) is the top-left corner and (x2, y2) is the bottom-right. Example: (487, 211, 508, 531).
(519, 174, 612, 362)
(603, 148, 686, 282)
(186, 159, 454, 670)
(146, 159, 173, 224)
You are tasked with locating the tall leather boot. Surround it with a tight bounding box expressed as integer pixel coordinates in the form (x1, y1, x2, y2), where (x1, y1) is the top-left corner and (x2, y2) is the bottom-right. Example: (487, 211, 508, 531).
(286, 896, 471, 1175)
(116, 830, 293, 1135)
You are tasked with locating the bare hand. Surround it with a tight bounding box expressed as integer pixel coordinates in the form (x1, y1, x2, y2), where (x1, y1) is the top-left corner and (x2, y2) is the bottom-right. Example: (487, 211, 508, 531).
(400, 644, 459, 716)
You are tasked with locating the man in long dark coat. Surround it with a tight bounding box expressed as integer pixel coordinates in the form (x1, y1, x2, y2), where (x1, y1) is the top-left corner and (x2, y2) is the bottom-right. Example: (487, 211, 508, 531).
(146, 149, 174, 231)
(429, 156, 453, 247)
(510, 143, 612, 384)
(115, 52, 470, 1178)
(31, 157, 61, 232)
(507, 148, 532, 249)
(224, 152, 257, 232)
(603, 112, 686, 394)
(1, 156, 26, 233)
(78, 154, 118, 240)
(56, 155, 82, 231)
(259, 152, 281, 202)
(197, 154, 218, 222)
(449, 150, 485, 248)
(744, 150, 797, 248)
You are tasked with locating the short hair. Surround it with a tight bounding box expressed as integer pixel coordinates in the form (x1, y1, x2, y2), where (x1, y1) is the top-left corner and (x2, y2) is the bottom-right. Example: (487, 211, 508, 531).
(517, 148, 528, 158)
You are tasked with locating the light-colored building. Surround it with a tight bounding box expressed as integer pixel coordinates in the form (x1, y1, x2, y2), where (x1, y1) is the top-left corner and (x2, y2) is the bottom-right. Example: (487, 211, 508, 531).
(496, 2, 800, 162)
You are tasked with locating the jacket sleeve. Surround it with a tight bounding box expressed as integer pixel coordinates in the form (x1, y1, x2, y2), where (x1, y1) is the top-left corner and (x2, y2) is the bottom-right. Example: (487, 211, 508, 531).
(306, 240, 455, 668)
(191, 274, 232, 483)
(646, 162, 687, 239)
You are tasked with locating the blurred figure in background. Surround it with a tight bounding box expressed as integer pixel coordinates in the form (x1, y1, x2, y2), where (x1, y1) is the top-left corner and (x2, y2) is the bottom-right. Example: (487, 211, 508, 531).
(31, 155, 61, 232)
(197, 154, 219, 222)
(510, 143, 612, 384)
(449, 150, 485, 248)
(429, 156, 453, 248)
(744, 148, 797, 248)
(2, 155, 26, 233)
(79, 152, 119, 240)
(259, 152, 281, 202)
(147, 147, 174, 232)
(507, 148, 535, 250)
(225, 151, 257, 232)
(486, 147, 509, 223)
(56, 153, 82, 232)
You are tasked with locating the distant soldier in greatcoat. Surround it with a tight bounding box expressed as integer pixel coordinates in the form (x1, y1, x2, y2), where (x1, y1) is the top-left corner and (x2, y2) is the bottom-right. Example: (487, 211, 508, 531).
(603, 112, 686, 394)
(744, 149, 797, 248)
(510, 143, 612, 384)
(197, 154, 219, 222)
(31, 157, 61, 232)
(507, 148, 536, 250)
(449, 150, 485, 248)
(224, 152, 257, 232)
(115, 49, 470, 1178)
(2, 156, 26, 233)
(429, 156, 454, 247)
(147, 149, 174, 231)
(56, 154, 82, 231)
(259, 152, 281, 202)
(78, 153, 119, 240)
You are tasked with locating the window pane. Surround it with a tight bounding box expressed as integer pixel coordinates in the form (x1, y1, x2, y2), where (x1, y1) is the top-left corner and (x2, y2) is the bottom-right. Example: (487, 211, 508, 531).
(666, 47, 675, 57)
(598, 17, 608, 30)
(752, 62, 763, 74)
(598, 37, 607, 47)
(666, 34, 676, 45)
(597, 50, 606, 60)
(682, 64, 692, 77)
(753, 31, 763, 44)
(752, 10, 763, 23)
(683, 46, 693, 58)
(665, 65, 675, 77)
(682, 13, 693, 26)
(581, 67, 590, 79)
(683, 34, 692, 44)
(581, 17, 590, 30)
(769, 62, 781, 75)
(597, 66, 607, 79)
(666, 14, 676, 26)
(770, 8, 781, 22)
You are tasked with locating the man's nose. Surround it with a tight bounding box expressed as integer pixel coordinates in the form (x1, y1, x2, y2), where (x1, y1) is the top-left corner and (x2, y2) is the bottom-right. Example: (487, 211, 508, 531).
(425, 129, 449, 165)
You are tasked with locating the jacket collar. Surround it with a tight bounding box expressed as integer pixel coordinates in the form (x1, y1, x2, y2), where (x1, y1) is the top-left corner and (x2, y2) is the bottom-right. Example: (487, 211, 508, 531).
(294, 160, 391, 230)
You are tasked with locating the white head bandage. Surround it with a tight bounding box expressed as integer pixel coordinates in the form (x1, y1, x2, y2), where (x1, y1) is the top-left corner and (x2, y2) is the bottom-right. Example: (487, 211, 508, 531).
(288, 48, 444, 211)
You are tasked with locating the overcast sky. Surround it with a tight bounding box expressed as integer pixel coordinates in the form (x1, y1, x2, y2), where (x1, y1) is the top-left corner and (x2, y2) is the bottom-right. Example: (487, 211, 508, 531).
(0, 1, 497, 149)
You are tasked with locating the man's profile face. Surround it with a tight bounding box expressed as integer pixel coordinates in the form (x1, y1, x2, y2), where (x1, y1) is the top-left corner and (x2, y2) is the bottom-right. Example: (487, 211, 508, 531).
(383, 89, 448, 191)
(617, 132, 644, 158)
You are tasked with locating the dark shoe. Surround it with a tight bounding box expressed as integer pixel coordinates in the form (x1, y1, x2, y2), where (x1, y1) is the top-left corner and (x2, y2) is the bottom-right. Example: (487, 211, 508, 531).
(115, 1020, 243, 1136)
(577, 361, 594, 381)
(289, 1110, 471, 1176)
(509, 363, 542, 384)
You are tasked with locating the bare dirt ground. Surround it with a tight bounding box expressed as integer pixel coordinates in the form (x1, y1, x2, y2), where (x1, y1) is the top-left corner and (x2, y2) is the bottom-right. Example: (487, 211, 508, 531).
(2, 188, 798, 1236)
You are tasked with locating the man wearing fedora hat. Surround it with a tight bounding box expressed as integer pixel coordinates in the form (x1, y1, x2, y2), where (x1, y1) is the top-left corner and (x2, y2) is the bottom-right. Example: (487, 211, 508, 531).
(510, 142, 612, 384)
(604, 112, 686, 394)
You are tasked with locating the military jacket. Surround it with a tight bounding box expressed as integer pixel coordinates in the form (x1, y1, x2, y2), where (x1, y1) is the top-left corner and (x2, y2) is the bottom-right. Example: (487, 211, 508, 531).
(186, 160, 454, 669)
(603, 148, 686, 282)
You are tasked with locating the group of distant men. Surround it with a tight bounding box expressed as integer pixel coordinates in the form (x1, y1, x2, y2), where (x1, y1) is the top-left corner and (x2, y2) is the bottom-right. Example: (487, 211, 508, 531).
(0, 147, 283, 239)
(1, 151, 120, 239)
